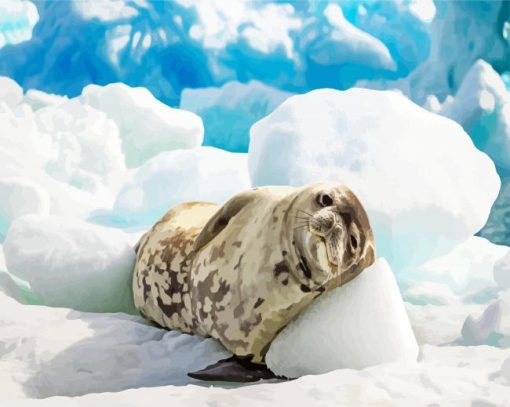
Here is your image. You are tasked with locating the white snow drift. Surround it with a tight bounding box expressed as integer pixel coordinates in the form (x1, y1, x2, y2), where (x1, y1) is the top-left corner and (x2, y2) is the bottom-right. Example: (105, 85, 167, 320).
(266, 258, 418, 377)
(3, 215, 137, 314)
(113, 147, 251, 226)
(249, 88, 500, 271)
(80, 83, 204, 168)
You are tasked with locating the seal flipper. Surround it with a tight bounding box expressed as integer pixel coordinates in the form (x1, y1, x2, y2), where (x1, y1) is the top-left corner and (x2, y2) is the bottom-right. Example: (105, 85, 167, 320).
(193, 190, 258, 252)
(187, 356, 277, 382)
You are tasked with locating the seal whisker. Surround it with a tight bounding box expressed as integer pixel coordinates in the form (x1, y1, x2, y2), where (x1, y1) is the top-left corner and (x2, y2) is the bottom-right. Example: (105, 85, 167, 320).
(296, 209, 313, 217)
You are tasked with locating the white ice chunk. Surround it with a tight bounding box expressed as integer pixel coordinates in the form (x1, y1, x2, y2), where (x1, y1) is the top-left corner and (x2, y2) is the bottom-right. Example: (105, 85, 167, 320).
(249, 88, 500, 272)
(34, 98, 126, 192)
(460, 290, 510, 347)
(403, 236, 509, 296)
(440, 60, 510, 171)
(3, 215, 137, 313)
(266, 258, 418, 377)
(80, 83, 204, 168)
(0, 76, 23, 107)
(23, 89, 68, 110)
(0, 177, 50, 241)
(403, 282, 458, 306)
(495, 251, 510, 290)
(112, 147, 251, 226)
(180, 80, 293, 152)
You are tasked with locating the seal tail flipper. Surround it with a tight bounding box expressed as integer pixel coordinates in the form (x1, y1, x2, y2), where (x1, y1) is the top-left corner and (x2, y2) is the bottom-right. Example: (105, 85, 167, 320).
(187, 356, 279, 383)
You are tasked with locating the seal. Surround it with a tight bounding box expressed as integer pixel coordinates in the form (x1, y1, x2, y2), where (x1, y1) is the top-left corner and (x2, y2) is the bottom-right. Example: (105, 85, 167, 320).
(132, 182, 376, 381)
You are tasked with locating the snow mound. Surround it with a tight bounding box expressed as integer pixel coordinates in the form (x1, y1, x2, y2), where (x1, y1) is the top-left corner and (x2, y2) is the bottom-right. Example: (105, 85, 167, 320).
(441, 60, 510, 171)
(111, 147, 251, 227)
(3, 215, 137, 313)
(0, 0, 38, 48)
(0, 76, 22, 107)
(402, 236, 509, 299)
(495, 252, 510, 290)
(460, 290, 510, 347)
(0, 177, 50, 241)
(249, 88, 500, 271)
(180, 80, 293, 152)
(266, 258, 418, 377)
(0, 292, 229, 399)
(403, 282, 458, 306)
(23, 89, 67, 111)
(34, 98, 126, 192)
(80, 83, 204, 168)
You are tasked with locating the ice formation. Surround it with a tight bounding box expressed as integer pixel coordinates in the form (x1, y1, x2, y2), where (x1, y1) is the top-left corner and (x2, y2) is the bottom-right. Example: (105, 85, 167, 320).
(0, 0, 38, 48)
(495, 252, 510, 290)
(460, 290, 510, 347)
(249, 88, 500, 271)
(0, 1, 506, 106)
(80, 83, 204, 167)
(3, 215, 137, 314)
(401, 236, 509, 297)
(0, 292, 229, 399)
(111, 147, 251, 227)
(441, 60, 510, 172)
(266, 259, 418, 377)
(0, 177, 50, 241)
(180, 80, 293, 152)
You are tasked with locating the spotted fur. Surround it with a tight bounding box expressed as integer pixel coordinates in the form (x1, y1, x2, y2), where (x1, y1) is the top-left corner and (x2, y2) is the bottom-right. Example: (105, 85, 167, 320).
(133, 183, 375, 364)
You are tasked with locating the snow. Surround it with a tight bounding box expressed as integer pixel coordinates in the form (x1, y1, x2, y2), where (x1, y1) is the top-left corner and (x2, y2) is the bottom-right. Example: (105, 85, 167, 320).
(3, 215, 137, 314)
(0, 292, 229, 399)
(111, 147, 251, 227)
(440, 60, 510, 172)
(180, 80, 293, 152)
(495, 252, 510, 290)
(249, 88, 500, 272)
(401, 236, 510, 297)
(0, 177, 50, 241)
(266, 259, 418, 377)
(0, 76, 23, 107)
(460, 290, 510, 347)
(0, 0, 38, 48)
(80, 83, 204, 168)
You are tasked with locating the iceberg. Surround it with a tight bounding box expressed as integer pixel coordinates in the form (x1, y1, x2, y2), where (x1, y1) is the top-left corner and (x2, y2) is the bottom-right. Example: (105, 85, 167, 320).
(3, 215, 137, 313)
(249, 88, 500, 271)
(266, 259, 418, 377)
(180, 80, 292, 152)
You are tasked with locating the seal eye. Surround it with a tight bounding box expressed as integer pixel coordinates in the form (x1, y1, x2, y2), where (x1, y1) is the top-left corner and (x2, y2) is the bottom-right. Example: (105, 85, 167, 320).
(316, 193, 333, 207)
(350, 234, 358, 249)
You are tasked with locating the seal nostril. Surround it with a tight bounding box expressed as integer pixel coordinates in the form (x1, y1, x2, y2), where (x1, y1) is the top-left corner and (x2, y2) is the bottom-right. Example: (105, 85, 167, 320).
(350, 234, 358, 249)
(316, 193, 333, 207)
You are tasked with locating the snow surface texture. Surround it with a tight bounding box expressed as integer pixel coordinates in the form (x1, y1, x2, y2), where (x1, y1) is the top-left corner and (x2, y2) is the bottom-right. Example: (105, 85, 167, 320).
(3, 215, 137, 314)
(0, 0, 507, 106)
(180, 80, 293, 152)
(249, 88, 500, 272)
(266, 258, 418, 377)
(110, 147, 251, 227)
(80, 83, 204, 168)
(441, 60, 510, 172)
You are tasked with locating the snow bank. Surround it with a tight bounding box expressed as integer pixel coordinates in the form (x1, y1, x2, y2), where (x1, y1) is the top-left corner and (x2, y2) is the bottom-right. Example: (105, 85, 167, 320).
(5, 344, 510, 405)
(111, 147, 251, 226)
(180, 80, 293, 152)
(266, 259, 418, 377)
(80, 83, 204, 168)
(441, 60, 510, 171)
(460, 290, 510, 347)
(0, 292, 229, 399)
(402, 236, 509, 299)
(0, 177, 50, 241)
(249, 88, 500, 271)
(3, 215, 137, 313)
(0, 0, 38, 48)
(495, 252, 510, 290)
(0, 76, 22, 107)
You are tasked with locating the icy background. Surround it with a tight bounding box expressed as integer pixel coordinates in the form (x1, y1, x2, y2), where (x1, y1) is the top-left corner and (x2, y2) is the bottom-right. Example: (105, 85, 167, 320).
(1, 0, 510, 405)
